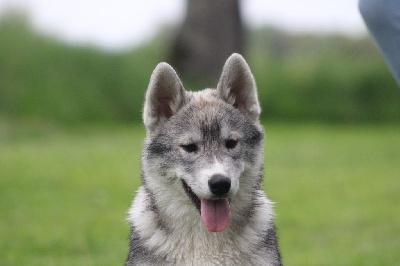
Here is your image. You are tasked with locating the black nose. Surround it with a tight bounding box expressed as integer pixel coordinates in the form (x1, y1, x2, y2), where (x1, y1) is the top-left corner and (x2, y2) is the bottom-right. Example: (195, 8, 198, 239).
(208, 175, 231, 196)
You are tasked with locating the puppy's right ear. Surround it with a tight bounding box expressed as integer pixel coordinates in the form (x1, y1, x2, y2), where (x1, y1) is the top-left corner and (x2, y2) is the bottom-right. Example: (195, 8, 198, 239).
(143, 62, 185, 131)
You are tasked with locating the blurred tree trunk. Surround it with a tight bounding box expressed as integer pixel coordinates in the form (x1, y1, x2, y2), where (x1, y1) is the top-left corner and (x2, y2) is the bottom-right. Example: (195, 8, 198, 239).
(170, 0, 244, 84)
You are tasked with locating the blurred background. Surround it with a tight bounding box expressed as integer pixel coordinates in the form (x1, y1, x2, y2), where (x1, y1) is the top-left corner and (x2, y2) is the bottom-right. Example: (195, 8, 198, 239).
(1, 0, 399, 265)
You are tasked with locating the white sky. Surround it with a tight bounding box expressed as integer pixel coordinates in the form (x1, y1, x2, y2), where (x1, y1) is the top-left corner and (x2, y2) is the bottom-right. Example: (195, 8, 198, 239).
(0, 0, 367, 51)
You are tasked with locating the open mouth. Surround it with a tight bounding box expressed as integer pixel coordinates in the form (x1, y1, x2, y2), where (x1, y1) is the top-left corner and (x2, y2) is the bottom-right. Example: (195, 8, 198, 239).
(181, 179, 201, 211)
(181, 180, 231, 233)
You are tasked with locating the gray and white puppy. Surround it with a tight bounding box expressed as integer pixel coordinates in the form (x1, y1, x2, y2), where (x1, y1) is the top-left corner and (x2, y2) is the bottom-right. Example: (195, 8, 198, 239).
(126, 53, 282, 265)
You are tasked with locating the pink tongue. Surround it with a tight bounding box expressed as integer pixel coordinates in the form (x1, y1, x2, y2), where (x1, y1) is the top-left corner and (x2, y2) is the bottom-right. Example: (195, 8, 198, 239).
(200, 198, 231, 232)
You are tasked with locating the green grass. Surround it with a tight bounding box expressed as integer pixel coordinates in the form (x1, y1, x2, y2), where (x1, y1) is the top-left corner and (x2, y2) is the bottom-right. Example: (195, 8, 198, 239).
(1, 122, 399, 265)
(263, 123, 400, 265)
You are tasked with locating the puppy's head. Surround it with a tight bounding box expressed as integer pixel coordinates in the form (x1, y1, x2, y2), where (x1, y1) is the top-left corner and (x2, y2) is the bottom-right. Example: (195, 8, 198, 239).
(142, 54, 263, 232)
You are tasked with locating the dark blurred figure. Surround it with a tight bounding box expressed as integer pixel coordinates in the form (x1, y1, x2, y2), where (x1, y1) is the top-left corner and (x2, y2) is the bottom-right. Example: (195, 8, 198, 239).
(170, 0, 244, 83)
(359, 0, 400, 87)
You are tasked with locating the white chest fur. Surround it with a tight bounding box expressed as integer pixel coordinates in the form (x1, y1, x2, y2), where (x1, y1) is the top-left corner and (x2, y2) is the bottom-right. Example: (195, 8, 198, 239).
(128, 186, 276, 265)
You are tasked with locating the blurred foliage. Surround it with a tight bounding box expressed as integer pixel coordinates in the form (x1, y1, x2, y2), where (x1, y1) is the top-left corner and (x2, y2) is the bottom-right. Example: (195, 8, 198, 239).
(0, 12, 399, 124)
(248, 28, 400, 123)
(0, 12, 166, 123)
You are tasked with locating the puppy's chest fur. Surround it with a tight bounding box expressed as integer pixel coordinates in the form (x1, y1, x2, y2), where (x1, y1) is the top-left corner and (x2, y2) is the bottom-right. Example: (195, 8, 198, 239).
(128, 187, 278, 266)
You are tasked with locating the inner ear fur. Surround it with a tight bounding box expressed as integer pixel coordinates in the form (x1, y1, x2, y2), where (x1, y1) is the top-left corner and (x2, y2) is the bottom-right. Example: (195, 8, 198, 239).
(143, 62, 185, 131)
(217, 53, 261, 120)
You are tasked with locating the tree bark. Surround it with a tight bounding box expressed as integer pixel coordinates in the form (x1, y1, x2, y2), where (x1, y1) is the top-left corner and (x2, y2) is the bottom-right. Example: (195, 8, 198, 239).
(170, 0, 244, 84)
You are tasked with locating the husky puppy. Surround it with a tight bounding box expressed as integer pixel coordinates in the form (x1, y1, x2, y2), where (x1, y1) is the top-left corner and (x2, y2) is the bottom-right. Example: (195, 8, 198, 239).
(126, 53, 282, 265)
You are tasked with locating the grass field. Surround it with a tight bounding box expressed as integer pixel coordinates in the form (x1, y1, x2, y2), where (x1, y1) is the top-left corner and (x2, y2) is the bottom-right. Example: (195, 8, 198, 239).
(1, 122, 399, 265)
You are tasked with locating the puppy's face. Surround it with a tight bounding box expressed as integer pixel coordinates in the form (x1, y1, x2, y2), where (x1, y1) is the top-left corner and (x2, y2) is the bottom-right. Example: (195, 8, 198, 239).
(142, 54, 262, 232)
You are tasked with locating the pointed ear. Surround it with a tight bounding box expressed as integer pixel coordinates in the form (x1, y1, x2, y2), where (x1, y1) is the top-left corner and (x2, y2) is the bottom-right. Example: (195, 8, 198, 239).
(217, 53, 261, 120)
(143, 62, 185, 131)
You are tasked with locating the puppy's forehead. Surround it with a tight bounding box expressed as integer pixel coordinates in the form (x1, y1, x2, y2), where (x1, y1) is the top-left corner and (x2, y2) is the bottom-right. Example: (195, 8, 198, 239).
(190, 89, 221, 108)
(180, 90, 239, 139)
(185, 90, 228, 122)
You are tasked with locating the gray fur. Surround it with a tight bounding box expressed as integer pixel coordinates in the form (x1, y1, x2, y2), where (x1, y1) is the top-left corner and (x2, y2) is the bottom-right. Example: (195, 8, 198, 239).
(127, 53, 282, 265)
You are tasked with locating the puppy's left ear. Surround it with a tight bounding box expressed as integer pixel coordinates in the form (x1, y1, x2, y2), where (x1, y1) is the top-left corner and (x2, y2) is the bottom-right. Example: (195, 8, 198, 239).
(217, 53, 261, 120)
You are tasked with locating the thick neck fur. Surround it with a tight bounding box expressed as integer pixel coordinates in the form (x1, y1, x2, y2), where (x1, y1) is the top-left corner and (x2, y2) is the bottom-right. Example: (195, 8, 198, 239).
(127, 166, 278, 265)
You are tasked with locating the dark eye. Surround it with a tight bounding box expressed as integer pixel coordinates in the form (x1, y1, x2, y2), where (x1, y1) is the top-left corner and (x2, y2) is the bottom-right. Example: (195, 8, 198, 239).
(181, 143, 198, 153)
(226, 139, 238, 149)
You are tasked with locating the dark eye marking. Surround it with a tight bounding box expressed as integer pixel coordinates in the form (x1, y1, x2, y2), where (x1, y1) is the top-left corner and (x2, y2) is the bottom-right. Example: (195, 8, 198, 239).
(181, 143, 198, 153)
(225, 139, 238, 149)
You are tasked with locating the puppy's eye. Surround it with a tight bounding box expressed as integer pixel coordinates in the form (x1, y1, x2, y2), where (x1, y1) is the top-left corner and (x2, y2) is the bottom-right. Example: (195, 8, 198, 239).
(225, 139, 238, 149)
(181, 143, 198, 153)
